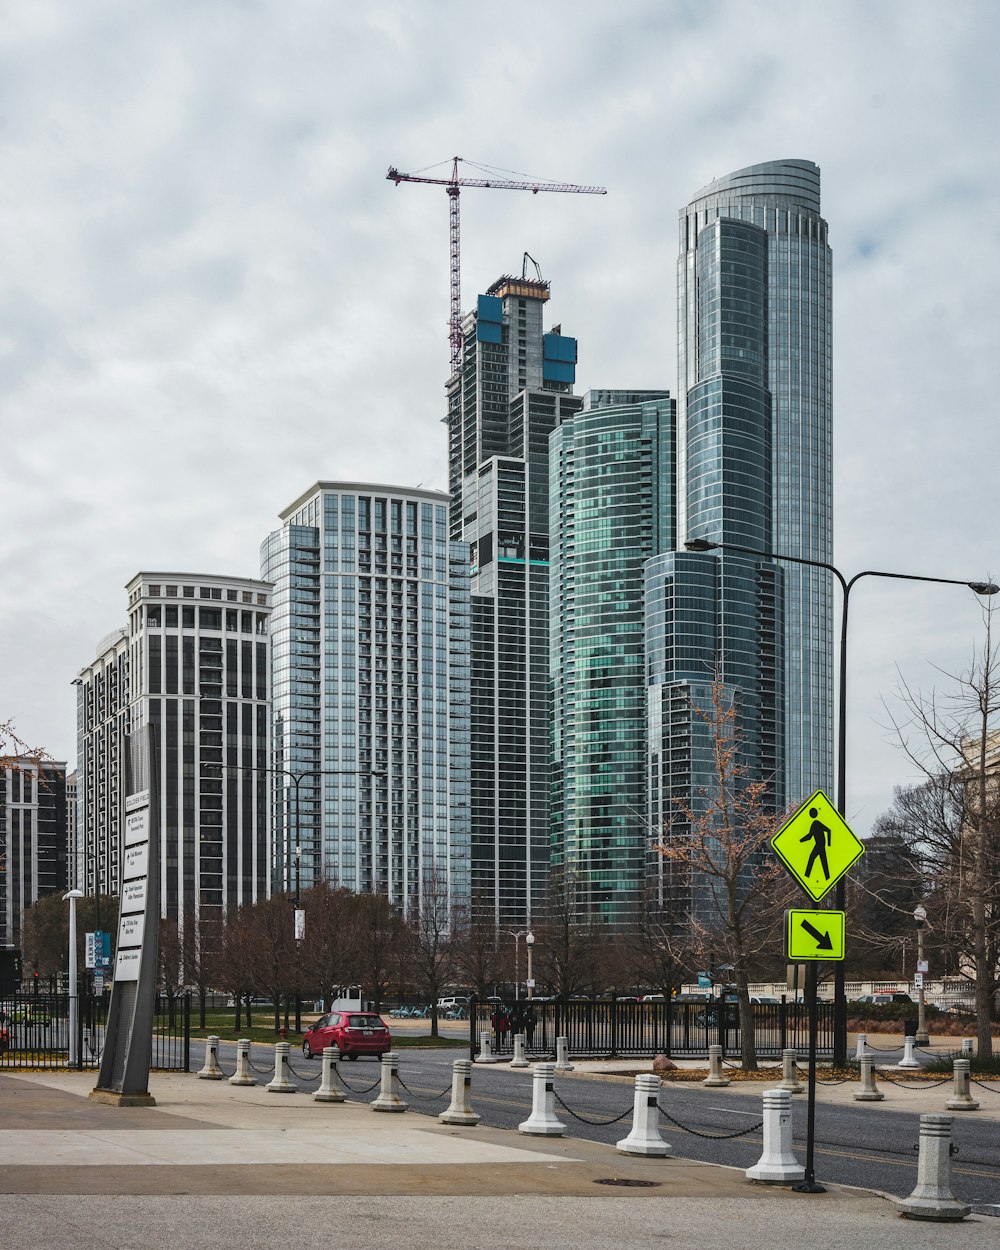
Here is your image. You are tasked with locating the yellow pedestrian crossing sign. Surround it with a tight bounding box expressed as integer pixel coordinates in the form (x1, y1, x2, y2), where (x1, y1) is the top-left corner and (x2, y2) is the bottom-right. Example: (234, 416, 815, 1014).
(785, 909, 846, 961)
(771, 789, 865, 902)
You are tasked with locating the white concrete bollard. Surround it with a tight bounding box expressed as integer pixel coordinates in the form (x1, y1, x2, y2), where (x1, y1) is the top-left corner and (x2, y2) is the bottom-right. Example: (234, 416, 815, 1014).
(510, 1032, 529, 1068)
(779, 1048, 803, 1094)
(313, 1046, 346, 1103)
(617, 1074, 671, 1157)
(476, 1030, 498, 1064)
(745, 1088, 805, 1184)
(946, 1058, 980, 1112)
(266, 1041, 297, 1093)
(855, 1033, 867, 1060)
(854, 1054, 884, 1102)
(197, 1034, 224, 1080)
(518, 1063, 565, 1136)
(554, 1036, 575, 1072)
(897, 1115, 971, 1221)
(961, 1038, 974, 1057)
(228, 1038, 256, 1087)
(898, 1035, 920, 1070)
(703, 1044, 730, 1088)
(439, 1058, 479, 1126)
(372, 1050, 408, 1112)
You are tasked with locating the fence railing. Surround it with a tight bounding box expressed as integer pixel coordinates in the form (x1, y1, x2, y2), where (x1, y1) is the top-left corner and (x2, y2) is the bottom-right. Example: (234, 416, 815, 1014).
(470, 995, 834, 1061)
(0, 991, 191, 1072)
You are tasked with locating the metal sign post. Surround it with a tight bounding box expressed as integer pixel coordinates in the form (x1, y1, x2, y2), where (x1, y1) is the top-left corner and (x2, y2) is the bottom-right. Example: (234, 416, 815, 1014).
(772, 790, 865, 1195)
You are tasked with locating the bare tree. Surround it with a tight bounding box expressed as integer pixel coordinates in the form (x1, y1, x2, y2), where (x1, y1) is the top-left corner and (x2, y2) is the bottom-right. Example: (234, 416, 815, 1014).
(884, 603, 1000, 1056)
(655, 676, 789, 1071)
(407, 873, 456, 1039)
(354, 891, 405, 1014)
(181, 908, 222, 1029)
(627, 883, 698, 997)
(298, 882, 359, 1010)
(450, 893, 505, 1000)
(534, 864, 605, 998)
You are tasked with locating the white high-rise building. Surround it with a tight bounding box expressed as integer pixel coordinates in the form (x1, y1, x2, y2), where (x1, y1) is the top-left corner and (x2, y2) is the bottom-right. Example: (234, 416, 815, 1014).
(262, 483, 470, 920)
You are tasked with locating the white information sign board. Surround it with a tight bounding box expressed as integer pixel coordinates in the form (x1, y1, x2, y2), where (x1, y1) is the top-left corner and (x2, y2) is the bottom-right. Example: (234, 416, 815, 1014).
(124, 843, 149, 881)
(115, 948, 142, 982)
(122, 879, 148, 914)
(119, 913, 145, 948)
(125, 810, 149, 847)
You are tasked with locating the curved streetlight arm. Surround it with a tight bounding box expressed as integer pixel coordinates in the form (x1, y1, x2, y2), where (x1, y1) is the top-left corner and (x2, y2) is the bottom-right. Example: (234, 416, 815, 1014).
(685, 534, 996, 1065)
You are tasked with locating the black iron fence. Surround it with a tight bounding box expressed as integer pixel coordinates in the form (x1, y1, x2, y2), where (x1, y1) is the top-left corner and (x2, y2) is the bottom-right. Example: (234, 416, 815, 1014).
(470, 995, 834, 1061)
(0, 991, 191, 1072)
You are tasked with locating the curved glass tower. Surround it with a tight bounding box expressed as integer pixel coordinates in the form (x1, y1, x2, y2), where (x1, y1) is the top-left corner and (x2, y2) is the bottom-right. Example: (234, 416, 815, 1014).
(647, 219, 784, 904)
(678, 160, 833, 805)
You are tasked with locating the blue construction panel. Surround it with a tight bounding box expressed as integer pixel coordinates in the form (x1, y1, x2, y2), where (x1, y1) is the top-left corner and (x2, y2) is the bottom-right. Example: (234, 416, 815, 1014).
(543, 332, 578, 363)
(543, 359, 576, 384)
(476, 321, 502, 344)
(477, 294, 503, 323)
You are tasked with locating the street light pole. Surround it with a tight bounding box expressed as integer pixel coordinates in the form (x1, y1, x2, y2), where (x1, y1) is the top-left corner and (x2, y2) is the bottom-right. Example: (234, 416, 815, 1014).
(685, 536, 997, 1065)
(506, 930, 525, 1000)
(525, 931, 535, 1000)
(914, 903, 928, 1044)
(63, 889, 84, 1067)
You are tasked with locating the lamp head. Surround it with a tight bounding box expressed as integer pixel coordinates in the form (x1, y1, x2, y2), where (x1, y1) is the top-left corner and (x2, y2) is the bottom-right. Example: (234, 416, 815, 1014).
(969, 581, 1000, 596)
(525, 931, 535, 947)
(684, 537, 718, 553)
(913, 903, 927, 926)
(62, 889, 84, 902)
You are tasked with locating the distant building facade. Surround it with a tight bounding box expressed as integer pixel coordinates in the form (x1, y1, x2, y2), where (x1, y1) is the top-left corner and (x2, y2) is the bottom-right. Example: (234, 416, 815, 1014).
(648, 214, 785, 911)
(447, 275, 583, 924)
(75, 573, 273, 924)
(549, 389, 675, 922)
(678, 160, 832, 807)
(261, 483, 470, 919)
(0, 759, 67, 951)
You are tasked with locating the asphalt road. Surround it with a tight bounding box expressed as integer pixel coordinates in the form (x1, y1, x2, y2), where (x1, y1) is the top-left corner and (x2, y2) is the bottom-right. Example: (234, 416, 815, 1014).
(216, 1041, 1000, 1218)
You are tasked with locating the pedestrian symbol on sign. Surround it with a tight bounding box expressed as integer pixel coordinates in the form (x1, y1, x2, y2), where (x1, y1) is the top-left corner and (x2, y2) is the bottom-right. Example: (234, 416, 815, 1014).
(771, 790, 866, 902)
(800, 808, 832, 881)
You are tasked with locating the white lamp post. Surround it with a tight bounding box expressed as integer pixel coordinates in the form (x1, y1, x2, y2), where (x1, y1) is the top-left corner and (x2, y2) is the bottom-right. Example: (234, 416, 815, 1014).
(525, 931, 535, 1000)
(913, 904, 929, 1045)
(63, 889, 84, 1066)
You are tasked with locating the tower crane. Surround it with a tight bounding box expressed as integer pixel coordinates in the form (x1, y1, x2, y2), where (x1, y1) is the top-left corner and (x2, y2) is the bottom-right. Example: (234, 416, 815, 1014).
(387, 157, 607, 376)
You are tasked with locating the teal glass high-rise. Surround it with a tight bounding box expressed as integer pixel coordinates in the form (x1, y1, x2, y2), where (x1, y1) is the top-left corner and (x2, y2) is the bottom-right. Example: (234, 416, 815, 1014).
(550, 390, 675, 923)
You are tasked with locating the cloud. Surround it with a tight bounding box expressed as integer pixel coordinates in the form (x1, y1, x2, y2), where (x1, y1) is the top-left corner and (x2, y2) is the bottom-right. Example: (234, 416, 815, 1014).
(1, 0, 998, 837)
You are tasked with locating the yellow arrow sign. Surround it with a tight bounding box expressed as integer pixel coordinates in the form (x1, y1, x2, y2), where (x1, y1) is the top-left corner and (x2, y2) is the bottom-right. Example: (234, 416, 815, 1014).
(771, 789, 865, 901)
(785, 908, 846, 961)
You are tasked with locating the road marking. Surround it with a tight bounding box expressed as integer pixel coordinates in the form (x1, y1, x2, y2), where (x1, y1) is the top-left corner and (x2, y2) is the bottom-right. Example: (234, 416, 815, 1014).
(707, 1107, 761, 1116)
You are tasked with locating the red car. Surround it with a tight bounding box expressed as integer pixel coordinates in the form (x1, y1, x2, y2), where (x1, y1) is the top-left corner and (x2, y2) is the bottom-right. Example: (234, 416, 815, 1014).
(302, 1011, 391, 1060)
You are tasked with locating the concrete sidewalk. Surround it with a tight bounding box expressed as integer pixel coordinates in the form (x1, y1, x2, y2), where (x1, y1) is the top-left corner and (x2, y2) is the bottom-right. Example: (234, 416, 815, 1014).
(0, 1068, 994, 1250)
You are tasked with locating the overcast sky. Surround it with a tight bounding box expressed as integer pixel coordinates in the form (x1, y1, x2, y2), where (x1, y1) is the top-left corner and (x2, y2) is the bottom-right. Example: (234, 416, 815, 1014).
(2, 0, 998, 835)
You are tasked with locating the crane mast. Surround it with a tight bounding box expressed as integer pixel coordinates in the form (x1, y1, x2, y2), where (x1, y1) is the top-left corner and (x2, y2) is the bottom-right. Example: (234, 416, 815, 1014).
(387, 157, 607, 376)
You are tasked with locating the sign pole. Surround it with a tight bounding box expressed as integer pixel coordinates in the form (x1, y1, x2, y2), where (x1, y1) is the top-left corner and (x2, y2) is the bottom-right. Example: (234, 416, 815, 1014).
(794, 961, 825, 1192)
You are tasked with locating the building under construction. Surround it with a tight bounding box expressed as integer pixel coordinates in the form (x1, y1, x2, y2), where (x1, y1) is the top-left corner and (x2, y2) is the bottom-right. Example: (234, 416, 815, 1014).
(447, 273, 582, 926)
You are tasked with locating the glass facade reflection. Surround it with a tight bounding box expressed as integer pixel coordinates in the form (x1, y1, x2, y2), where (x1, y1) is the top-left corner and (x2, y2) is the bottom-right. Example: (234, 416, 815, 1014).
(550, 390, 675, 922)
(678, 160, 833, 807)
(262, 483, 470, 920)
(447, 276, 582, 925)
(649, 217, 785, 911)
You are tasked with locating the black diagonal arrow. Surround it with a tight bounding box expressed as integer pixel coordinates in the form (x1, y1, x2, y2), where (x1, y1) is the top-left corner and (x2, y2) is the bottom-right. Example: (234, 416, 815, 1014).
(799, 918, 834, 951)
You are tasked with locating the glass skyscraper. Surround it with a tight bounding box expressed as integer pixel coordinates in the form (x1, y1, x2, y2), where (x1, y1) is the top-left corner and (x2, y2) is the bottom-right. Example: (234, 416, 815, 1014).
(549, 390, 675, 922)
(678, 160, 833, 806)
(447, 275, 582, 925)
(647, 217, 785, 908)
(261, 482, 470, 920)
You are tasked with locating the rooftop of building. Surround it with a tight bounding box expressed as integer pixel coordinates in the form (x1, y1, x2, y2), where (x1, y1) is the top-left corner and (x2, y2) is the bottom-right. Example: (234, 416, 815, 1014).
(278, 480, 450, 522)
(484, 275, 551, 302)
(684, 158, 821, 215)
